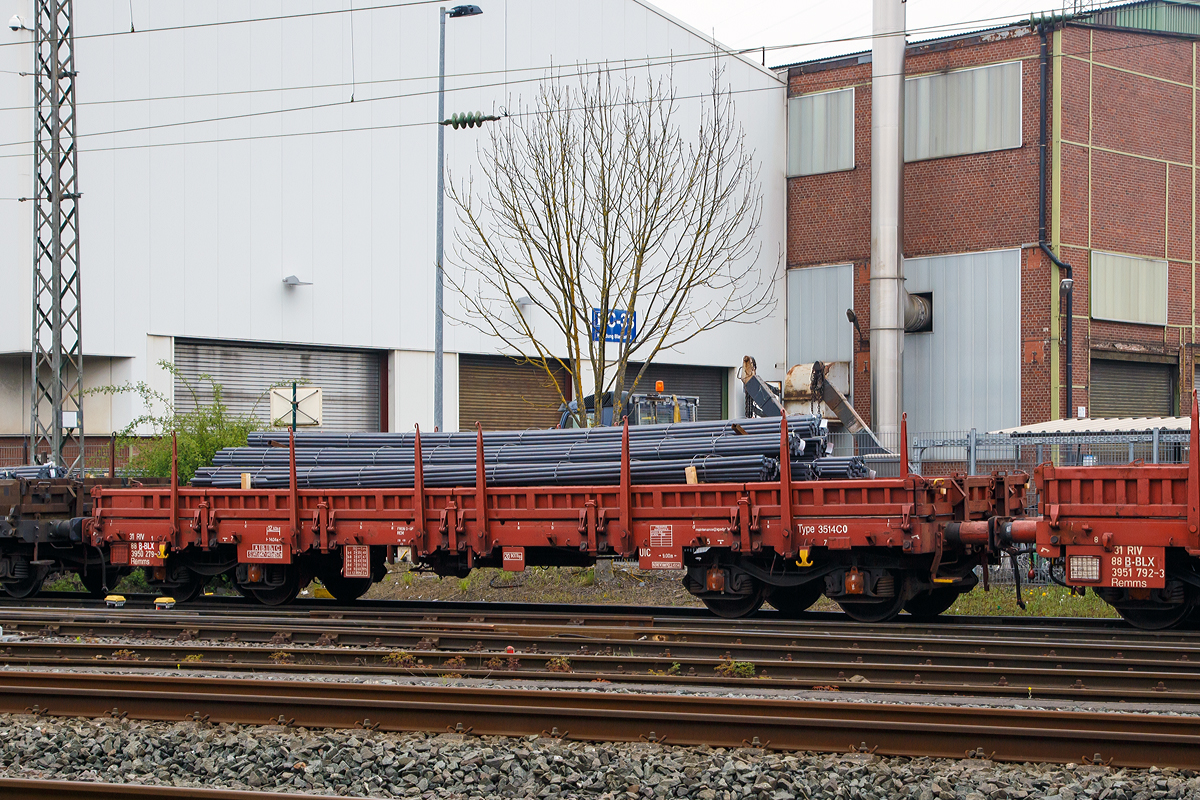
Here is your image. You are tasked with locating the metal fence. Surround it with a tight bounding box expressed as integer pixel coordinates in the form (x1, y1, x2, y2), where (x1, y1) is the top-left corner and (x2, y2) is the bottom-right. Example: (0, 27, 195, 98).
(1, 439, 135, 475)
(909, 428, 1190, 476)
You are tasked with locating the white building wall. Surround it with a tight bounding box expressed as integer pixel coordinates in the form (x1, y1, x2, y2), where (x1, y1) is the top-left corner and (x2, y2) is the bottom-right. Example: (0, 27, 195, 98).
(0, 0, 786, 434)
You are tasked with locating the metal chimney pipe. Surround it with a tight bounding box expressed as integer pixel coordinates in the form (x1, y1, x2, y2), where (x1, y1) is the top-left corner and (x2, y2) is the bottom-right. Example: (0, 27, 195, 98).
(869, 0, 907, 443)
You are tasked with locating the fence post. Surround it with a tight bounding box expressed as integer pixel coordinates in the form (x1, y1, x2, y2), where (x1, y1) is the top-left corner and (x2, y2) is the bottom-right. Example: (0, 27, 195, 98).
(1129, 441, 1136, 464)
(1036, 443, 1043, 466)
(1152, 428, 1160, 464)
(968, 428, 977, 475)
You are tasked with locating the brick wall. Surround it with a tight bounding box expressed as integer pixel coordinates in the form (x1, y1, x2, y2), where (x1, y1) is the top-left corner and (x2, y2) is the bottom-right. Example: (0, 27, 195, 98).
(1057, 25, 1198, 416)
(786, 22, 1200, 427)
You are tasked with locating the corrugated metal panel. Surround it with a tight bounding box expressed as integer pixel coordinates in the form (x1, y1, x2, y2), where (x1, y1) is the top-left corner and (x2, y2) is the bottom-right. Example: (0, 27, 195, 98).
(787, 264, 854, 366)
(1090, 1, 1200, 36)
(174, 340, 381, 432)
(624, 363, 727, 422)
(1091, 358, 1175, 418)
(459, 355, 567, 431)
(1090, 250, 1169, 326)
(787, 88, 855, 177)
(905, 61, 1022, 162)
(994, 415, 1188, 435)
(902, 250, 1021, 433)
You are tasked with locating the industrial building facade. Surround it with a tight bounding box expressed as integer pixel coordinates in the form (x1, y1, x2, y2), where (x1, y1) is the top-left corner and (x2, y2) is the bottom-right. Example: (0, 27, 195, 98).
(0, 0, 785, 454)
(783, 0, 1200, 434)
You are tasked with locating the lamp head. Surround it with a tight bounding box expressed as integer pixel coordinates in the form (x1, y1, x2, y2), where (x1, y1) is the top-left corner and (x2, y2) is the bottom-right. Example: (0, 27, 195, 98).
(448, 5, 483, 17)
(1059, 276, 1074, 295)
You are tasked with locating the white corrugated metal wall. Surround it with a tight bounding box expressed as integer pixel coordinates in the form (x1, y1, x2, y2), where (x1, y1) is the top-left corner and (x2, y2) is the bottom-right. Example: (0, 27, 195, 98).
(0, 0, 787, 435)
(785, 251, 1020, 435)
(901, 249, 1021, 433)
(787, 264, 854, 366)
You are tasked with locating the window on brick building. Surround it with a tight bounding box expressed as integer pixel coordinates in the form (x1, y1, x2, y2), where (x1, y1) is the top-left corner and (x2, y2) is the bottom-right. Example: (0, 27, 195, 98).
(787, 87, 854, 176)
(904, 60, 1022, 162)
(1089, 251, 1168, 327)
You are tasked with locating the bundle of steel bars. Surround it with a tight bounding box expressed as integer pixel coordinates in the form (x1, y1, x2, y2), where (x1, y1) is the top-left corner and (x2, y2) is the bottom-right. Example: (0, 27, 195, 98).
(790, 456, 871, 481)
(192, 415, 852, 490)
(0, 464, 72, 480)
(244, 416, 823, 449)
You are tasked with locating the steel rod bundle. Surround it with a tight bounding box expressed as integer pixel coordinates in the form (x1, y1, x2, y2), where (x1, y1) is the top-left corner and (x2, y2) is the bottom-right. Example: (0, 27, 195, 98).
(246, 415, 823, 450)
(0, 464, 72, 480)
(187, 415, 860, 490)
(212, 431, 810, 469)
(192, 454, 779, 489)
(789, 456, 870, 481)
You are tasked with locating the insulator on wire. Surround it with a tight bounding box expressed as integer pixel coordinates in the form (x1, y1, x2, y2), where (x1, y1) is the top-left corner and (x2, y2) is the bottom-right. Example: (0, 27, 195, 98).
(440, 111, 500, 130)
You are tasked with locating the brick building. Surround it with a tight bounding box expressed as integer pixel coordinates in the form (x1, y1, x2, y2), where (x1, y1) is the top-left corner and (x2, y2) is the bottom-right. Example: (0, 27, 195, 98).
(781, 0, 1200, 434)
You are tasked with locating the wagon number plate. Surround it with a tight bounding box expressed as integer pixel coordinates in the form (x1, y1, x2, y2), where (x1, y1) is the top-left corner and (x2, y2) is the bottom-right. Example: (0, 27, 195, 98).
(1106, 545, 1165, 588)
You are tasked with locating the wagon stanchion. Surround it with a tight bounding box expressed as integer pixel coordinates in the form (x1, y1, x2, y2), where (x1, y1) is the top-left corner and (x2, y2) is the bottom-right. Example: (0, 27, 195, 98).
(169, 432, 179, 538)
(1189, 389, 1198, 539)
(619, 417, 631, 556)
(779, 415, 794, 557)
(475, 423, 488, 553)
(413, 425, 427, 556)
(288, 427, 298, 539)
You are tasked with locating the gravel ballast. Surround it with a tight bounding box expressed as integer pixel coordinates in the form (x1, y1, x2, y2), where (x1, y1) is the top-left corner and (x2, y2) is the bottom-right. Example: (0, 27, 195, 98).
(0, 712, 1195, 799)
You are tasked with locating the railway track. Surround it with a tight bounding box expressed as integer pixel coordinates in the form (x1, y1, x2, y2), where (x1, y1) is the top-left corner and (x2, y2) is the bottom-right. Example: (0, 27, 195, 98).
(0, 670, 1195, 769)
(3, 602, 1200, 701)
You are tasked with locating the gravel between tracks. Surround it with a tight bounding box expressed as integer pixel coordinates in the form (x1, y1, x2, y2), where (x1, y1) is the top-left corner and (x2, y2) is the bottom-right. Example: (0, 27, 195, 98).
(1, 711, 1195, 799)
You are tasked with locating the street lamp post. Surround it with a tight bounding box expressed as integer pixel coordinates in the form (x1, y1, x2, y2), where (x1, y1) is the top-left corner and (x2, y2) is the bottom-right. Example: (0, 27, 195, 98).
(434, 4, 482, 432)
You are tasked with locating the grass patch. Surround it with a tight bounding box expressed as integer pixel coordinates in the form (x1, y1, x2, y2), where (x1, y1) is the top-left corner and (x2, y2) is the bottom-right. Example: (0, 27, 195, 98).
(714, 658, 756, 678)
(45, 573, 85, 592)
(946, 585, 1118, 618)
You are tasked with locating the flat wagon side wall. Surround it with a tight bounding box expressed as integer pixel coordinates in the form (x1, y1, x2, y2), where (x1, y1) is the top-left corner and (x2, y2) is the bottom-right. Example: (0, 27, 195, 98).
(85, 421, 1023, 571)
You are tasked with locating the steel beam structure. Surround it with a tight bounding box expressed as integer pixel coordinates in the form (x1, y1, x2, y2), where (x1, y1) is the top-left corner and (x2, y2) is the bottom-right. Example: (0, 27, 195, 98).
(30, 0, 83, 470)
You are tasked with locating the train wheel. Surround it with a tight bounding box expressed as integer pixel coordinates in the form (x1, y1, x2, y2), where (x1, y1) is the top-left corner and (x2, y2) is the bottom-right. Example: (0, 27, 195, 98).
(318, 572, 373, 603)
(767, 583, 823, 618)
(702, 586, 765, 619)
(903, 587, 961, 619)
(1, 569, 46, 599)
(837, 572, 908, 623)
(78, 569, 108, 596)
(170, 572, 205, 603)
(250, 568, 302, 606)
(1116, 603, 1193, 631)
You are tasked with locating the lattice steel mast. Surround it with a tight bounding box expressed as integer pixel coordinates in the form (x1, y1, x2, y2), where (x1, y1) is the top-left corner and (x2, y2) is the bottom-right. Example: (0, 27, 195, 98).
(30, 0, 83, 470)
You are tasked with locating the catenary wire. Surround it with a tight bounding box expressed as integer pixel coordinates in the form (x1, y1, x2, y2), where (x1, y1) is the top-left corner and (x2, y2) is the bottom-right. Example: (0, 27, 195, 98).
(0, 8, 1058, 113)
(0, 15, 1183, 156)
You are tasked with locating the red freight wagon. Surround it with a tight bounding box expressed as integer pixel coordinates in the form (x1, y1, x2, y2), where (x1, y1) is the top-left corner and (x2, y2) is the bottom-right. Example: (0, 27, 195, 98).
(21, 396, 1200, 630)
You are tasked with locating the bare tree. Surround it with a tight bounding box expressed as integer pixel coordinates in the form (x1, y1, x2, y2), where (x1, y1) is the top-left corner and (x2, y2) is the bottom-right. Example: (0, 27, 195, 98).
(447, 65, 774, 427)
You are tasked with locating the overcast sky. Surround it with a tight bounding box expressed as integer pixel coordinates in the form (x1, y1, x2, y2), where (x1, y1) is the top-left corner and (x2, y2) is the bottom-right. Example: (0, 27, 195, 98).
(649, 0, 1095, 67)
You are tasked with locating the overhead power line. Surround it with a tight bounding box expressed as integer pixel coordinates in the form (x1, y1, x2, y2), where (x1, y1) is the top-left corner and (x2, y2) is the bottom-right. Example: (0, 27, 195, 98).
(0, 6, 1180, 159)
(0, 80, 788, 161)
(0, 0, 446, 49)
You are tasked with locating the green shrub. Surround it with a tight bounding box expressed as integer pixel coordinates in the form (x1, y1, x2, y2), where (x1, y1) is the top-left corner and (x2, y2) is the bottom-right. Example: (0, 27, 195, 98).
(88, 361, 303, 484)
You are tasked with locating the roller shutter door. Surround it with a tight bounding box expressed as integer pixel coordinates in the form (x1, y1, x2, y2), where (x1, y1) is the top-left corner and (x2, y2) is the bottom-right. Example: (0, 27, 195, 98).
(459, 354, 568, 431)
(624, 363, 727, 422)
(174, 340, 382, 432)
(1090, 358, 1175, 418)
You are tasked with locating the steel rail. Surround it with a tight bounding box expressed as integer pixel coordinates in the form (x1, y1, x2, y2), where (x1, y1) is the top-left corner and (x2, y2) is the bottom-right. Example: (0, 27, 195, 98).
(0, 778, 343, 799)
(2, 594, 1184, 636)
(5, 599, 1198, 643)
(0, 671, 1196, 768)
(4, 606, 1199, 664)
(4, 650, 1199, 702)
(4, 632, 1200, 700)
